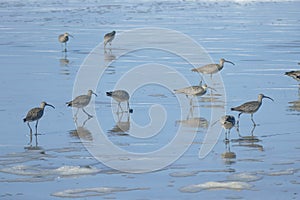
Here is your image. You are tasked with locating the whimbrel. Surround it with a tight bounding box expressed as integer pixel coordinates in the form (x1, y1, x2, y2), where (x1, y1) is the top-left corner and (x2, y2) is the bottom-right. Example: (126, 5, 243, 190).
(23, 102, 55, 143)
(174, 81, 215, 98)
(106, 90, 133, 113)
(285, 70, 300, 82)
(58, 32, 73, 52)
(104, 31, 116, 48)
(66, 90, 97, 119)
(231, 94, 273, 126)
(191, 58, 235, 77)
(220, 115, 235, 141)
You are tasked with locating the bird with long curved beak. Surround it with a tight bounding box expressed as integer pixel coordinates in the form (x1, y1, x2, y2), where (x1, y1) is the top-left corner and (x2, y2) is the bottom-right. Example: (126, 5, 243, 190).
(192, 58, 235, 77)
(58, 32, 73, 52)
(23, 102, 55, 141)
(231, 94, 274, 126)
(66, 90, 97, 119)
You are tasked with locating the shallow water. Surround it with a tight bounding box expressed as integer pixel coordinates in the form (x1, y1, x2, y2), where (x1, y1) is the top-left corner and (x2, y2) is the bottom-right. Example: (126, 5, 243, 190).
(1, 0, 300, 199)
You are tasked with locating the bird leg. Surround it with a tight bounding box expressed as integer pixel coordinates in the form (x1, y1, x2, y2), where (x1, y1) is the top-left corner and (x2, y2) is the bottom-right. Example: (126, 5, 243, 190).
(127, 101, 133, 113)
(189, 98, 193, 107)
(27, 122, 32, 145)
(236, 125, 242, 137)
(35, 120, 39, 136)
(237, 113, 242, 127)
(117, 103, 124, 114)
(125, 101, 133, 113)
(251, 125, 256, 136)
(64, 42, 67, 52)
(82, 108, 93, 118)
(74, 108, 80, 120)
(224, 130, 229, 143)
(34, 133, 38, 147)
(251, 114, 256, 126)
(116, 103, 120, 114)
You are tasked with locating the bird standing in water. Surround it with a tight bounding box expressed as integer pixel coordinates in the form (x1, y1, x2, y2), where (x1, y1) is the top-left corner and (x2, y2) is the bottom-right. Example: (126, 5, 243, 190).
(220, 115, 235, 141)
(66, 90, 97, 119)
(285, 70, 300, 82)
(23, 102, 55, 144)
(231, 94, 274, 126)
(174, 81, 215, 100)
(191, 58, 235, 77)
(58, 32, 73, 52)
(106, 90, 133, 113)
(104, 31, 116, 48)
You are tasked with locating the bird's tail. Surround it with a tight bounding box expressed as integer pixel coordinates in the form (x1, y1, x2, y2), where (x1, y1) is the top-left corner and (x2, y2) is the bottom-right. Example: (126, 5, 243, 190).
(106, 91, 112, 97)
(66, 101, 72, 107)
(191, 68, 198, 72)
(23, 118, 26, 122)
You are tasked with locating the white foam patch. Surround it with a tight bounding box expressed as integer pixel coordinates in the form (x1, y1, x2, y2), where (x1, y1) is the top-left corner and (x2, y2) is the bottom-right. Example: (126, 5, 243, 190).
(52, 187, 148, 198)
(179, 181, 252, 193)
(267, 168, 298, 176)
(0, 165, 101, 178)
(227, 172, 263, 182)
(53, 165, 101, 176)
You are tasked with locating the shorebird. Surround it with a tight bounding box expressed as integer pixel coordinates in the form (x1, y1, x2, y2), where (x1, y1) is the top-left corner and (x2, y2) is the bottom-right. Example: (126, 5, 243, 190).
(23, 102, 55, 138)
(220, 115, 235, 141)
(174, 81, 215, 99)
(231, 94, 274, 126)
(104, 31, 116, 48)
(106, 90, 133, 113)
(285, 70, 300, 81)
(191, 58, 235, 77)
(58, 32, 73, 52)
(66, 90, 97, 119)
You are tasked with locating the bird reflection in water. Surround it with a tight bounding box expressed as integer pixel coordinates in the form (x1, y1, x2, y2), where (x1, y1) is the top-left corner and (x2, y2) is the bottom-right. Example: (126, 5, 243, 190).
(59, 51, 70, 66)
(288, 99, 300, 113)
(108, 111, 130, 136)
(221, 140, 236, 165)
(175, 101, 208, 129)
(232, 125, 264, 151)
(24, 133, 41, 150)
(69, 117, 93, 141)
(288, 89, 300, 113)
(59, 52, 71, 75)
(104, 48, 116, 62)
(104, 49, 116, 75)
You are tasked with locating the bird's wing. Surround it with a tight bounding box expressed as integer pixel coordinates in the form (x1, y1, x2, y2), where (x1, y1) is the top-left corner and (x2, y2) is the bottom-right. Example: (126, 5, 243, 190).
(194, 64, 218, 73)
(175, 86, 194, 93)
(26, 108, 42, 121)
(72, 95, 89, 105)
(232, 101, 259, 112)
(112, 91, 129, 100)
